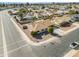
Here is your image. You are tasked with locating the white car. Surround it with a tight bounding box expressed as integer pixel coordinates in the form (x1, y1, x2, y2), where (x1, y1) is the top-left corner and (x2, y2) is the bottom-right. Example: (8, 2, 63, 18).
(70, 42, 79, 49)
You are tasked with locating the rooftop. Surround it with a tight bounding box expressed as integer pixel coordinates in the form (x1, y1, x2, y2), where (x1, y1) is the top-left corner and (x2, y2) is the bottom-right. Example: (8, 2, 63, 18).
(28, 19, 54, 31)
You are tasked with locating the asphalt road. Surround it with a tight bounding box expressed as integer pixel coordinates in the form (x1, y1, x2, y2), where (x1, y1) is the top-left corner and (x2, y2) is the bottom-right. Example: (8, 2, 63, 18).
(1, 11, 37, 57)
(0, 10, 79, 57)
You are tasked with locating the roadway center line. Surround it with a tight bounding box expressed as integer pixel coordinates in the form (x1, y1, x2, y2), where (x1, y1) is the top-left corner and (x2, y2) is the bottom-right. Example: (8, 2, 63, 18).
(1, 14, 8, 57)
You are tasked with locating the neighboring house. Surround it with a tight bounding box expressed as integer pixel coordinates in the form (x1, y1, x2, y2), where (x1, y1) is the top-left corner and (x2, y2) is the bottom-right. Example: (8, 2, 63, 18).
(59, 6, 68, 11)
(56, 10, 69, 15)
(15, 15, 33, 24)
(55, 11, 65, 16)
(54, 15, 70, 25)
(23, 16, 34, 20)
(71, 14, 79, 21)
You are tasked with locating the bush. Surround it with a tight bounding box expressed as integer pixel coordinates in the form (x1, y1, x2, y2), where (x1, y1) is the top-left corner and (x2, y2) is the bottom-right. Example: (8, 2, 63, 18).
(47, 27, 54, 33)
(31, 31, 38, 37)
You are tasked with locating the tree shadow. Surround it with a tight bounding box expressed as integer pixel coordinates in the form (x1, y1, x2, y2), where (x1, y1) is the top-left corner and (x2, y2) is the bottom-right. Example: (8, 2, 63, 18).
(34, 35, 42, 39)
(51, 33, 62, 38)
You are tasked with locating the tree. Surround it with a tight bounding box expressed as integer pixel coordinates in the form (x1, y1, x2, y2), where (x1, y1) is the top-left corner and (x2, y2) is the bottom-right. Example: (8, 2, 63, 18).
(69, 10, 78, 15)
(2, 3, 5, 7)
(67, 5, 72, 9)
(41, 6, 45, 9)
(47, 27, 54, 33)
(33, 16, 37, 21)
(26, 2, 29, 5)
(75, 11, 79, 14)
(19, 8, 27, 13)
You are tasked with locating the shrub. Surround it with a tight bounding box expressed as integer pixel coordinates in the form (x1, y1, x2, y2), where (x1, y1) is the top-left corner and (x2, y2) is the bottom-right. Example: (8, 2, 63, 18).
(31, 31, 38, 37)
(47, 27, 54, 33)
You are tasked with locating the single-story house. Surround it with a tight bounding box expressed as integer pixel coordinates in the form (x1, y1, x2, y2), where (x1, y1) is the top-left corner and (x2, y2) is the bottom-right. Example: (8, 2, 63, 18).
(59, 6, 68, 11)
(55, 11, 65, 16)
(54, 15, 70, 25)
(71, 14, 79, 21)
(23, 16, 34, 20)
(27, 19, 55, 32)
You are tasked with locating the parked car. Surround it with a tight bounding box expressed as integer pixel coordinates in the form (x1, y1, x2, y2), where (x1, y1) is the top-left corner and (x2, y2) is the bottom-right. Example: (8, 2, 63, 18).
(70, 42, 79, 49)
(23, 25, 28, 29)
(71, 14, 79, 22)
(60, 21, 71, 27)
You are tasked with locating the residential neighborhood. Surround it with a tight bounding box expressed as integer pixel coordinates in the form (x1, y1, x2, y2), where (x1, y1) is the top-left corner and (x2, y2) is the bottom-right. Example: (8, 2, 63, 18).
(0, 2, 79, 57)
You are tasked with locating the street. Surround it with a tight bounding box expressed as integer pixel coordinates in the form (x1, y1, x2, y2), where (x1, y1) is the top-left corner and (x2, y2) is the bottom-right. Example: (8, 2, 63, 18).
(0, 11, 37, 57)
(0, 10, 79, 57)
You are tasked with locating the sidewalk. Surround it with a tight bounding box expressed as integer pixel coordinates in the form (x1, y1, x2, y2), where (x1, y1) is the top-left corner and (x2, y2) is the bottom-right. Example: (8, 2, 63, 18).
(64, 49, 78, 57)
